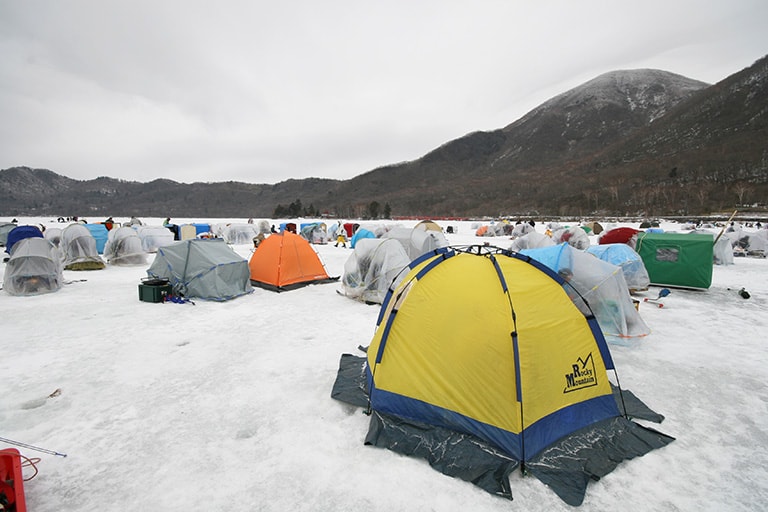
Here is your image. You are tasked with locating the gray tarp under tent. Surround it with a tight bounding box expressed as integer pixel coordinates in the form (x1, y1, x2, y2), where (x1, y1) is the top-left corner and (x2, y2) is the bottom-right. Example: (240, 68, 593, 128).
(331, 354, 673, 506)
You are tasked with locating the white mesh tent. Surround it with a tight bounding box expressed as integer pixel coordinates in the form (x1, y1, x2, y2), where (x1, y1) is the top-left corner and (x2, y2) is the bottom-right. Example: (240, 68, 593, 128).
(508, 231, 556, 252)
(725, 229, 768, 258)
(222, 224, 260, 245)
(60, 224, 105, 270)
(551, 225, 591, 250)
(136, 225, 175, 253)
(382, 226, 449, 261)
(43, 227, 63, 247)
(104, 226, 148, 266)
(3, 237, 63, 296)
(341, 238, 411, 304)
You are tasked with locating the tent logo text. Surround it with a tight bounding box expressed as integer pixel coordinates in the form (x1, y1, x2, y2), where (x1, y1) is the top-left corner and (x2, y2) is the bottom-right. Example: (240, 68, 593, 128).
(563, 353, 597, 393)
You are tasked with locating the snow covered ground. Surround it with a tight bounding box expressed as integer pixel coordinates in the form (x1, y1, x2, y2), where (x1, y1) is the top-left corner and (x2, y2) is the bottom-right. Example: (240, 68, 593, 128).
(1, 216, 767, 511)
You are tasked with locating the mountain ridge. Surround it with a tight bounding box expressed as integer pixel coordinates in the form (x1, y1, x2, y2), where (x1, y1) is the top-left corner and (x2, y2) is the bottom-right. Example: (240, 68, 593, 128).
(2, 55, 767, 218)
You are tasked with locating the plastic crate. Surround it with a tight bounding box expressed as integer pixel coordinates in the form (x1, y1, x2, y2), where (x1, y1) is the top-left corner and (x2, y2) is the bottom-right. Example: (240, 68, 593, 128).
(0, 448, 26, 512)
(138, 282, 172, 303)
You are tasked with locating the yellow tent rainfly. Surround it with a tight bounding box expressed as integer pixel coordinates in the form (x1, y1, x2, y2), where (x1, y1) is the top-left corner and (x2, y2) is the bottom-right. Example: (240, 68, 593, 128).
(332, 245, 674, 506)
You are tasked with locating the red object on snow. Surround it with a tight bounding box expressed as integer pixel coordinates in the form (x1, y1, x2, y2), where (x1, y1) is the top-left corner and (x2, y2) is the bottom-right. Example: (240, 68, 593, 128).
(599, 227, 640, 245)
(0, 448, 27, 512)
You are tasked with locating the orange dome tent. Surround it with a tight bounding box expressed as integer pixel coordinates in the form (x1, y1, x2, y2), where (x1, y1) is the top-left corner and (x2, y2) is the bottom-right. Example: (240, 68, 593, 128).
(249, 231, 339, 291)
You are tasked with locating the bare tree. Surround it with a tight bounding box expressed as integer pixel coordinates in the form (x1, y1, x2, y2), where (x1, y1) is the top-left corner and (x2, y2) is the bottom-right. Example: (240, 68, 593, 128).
(733, 182, 749, 205)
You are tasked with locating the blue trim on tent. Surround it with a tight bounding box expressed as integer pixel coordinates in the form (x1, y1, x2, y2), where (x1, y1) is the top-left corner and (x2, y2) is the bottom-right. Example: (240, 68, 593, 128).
(369, 373, 619, 461)
(376, 289, 394, 327)
(512, 333, 522, 403)
(368, 377, 525, 461)
(374, 311, 399, 364)
(521, 394, 619, 459)
(490, 254, 508, 293)
(408, 246, 452, 269)
(414, 253, 448, 280)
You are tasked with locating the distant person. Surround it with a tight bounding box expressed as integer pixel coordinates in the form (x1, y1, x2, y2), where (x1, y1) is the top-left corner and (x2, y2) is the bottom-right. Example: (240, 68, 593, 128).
(270, 225, 277, 233)
(335, 223, 347, 248)
(164, 217, 172, 226)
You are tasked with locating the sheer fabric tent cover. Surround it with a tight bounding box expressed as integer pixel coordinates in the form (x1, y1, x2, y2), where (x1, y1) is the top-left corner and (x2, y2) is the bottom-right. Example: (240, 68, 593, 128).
(585, 243, 651, 292)
(725, 228, 768, 257)
(551, 226, 591, 250)
(222, 223, 260, 245)
(43, 227, 63, 247)
(521, 243, 650, 339)
(3, 237, 63, 296)
(511, 222, 535, 238)
(60, 224, 105, 270)
(340, 238, 411, 304)
(135, 225, 175, 253)
(331, 246, 672, 506)
(508, 231, 556, 252)
(248, 231, 338, 291)
(103, 226, 148, 266)
(147, 239, 253, 301)
(382, 226, 450, 261)
(300, 223, 329, 244)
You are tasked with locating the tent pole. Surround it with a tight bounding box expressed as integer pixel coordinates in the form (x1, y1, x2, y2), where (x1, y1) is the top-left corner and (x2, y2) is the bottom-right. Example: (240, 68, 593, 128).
(0, 436, 67, 457)
(714, 210, 738, 244)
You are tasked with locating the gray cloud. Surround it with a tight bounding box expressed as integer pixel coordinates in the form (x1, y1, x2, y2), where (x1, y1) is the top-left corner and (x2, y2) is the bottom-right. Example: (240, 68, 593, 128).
(1, 0, 766, 184)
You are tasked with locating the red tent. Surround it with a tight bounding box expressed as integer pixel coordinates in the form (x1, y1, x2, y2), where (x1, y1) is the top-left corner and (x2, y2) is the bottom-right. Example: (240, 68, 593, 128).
(599, 227, 640, 245)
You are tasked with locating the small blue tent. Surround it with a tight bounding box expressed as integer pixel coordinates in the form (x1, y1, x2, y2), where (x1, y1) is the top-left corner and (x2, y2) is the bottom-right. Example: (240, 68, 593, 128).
(84, 223, 109, 254)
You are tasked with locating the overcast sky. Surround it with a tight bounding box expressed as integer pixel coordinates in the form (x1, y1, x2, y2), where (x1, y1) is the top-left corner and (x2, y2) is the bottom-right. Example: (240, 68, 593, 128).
(1, 1, 766, 185)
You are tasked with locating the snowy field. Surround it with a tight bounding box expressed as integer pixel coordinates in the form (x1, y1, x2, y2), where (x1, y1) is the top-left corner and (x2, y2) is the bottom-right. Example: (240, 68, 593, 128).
(1, 216, 767, 511)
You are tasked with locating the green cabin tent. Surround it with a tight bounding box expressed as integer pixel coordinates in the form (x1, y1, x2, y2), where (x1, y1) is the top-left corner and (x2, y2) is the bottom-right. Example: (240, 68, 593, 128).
(635, 232, 714, 289)
(331, 246, 673, 506)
